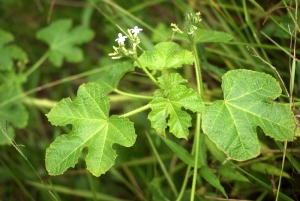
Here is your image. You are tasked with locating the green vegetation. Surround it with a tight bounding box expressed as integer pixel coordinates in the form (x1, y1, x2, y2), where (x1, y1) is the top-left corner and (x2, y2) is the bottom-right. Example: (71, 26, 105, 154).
(0, 0, 299, 201)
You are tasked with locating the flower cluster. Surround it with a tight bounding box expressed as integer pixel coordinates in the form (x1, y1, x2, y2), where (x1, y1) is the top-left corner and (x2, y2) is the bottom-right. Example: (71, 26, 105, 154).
(109, 26, 143, 59)
(185, 12, 202, 41)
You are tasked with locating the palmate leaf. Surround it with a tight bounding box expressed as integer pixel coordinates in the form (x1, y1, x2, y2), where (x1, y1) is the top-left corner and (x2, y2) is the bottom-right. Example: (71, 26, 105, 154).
(0, 29, 28, 70)
(134, 42, 194, 70)
(202, 69, 295, 161)
(36, 19, 94, 67)
(148, 73, 204, 138)
(46, 83, 136, 176)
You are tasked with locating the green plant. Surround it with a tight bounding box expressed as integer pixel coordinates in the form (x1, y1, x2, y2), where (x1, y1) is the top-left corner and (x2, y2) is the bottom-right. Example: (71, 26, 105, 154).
(1, 1, 299, 201)
(44, 12, 295, 200)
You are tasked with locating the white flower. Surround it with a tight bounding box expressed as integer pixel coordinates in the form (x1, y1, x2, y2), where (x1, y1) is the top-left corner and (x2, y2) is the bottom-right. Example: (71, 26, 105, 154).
(130, 26, 143, 36)
(115, 33, 127, 44)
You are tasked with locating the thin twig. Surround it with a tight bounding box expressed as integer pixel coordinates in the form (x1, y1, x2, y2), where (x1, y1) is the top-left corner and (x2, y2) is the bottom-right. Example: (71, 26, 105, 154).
(47, 0, 56, 23)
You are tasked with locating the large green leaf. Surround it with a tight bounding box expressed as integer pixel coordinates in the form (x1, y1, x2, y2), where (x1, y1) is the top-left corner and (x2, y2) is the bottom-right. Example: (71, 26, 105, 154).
(134, 42, 194, 70)
(148, 73, 204, 138)
(46, 83, 136, 176)
(36, 19, 94, 67)
(89, 62, 134, 95)
(202, 69, 295, 161)
(0, 84, 28, 145)
(0, 29, 28, 70)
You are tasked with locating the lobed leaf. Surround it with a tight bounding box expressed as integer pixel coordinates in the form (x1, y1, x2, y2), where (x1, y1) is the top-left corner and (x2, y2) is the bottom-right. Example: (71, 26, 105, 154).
(46, 83, 136, 176)
(36, 19, 94, 67)
(202, 69, 295, 161)
(148, 73, 204, 138)
(134, 42, 194, 70)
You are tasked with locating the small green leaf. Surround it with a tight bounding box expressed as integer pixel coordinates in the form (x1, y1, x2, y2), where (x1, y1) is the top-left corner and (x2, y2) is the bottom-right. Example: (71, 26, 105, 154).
(218, 165, 250, 182)
(202, 69, 295, 161)
(89, 62, 134, 95)
(161, 137, 196, 166)
(251, 162, 290, 178)
(0, 84, 28, 145)
(36, 19, 94, 67)
(200, 166, 228, 198)
(46, 83, 136, 176)
(0, 29, 28, 70)
(148, 73, 204, 138)
(134, 42, 194, 70)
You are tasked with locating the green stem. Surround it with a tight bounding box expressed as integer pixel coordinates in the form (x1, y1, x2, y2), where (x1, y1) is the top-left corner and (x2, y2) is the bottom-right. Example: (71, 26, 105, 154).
(190, 42, 204, 201)
(134, 57, 159, 87)
(24, 51, 49, 77)
(191, 43, 204, 96)
(113, 88, 153, 100)
(145, 133, 179, 197)
(120, 104, 151, 118)
(176, 159, 192, 201)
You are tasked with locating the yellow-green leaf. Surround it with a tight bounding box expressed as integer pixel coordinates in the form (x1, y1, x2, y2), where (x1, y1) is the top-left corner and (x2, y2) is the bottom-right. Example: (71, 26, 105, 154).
(202, 69, 295, 161)
(46, 83, 136, 176)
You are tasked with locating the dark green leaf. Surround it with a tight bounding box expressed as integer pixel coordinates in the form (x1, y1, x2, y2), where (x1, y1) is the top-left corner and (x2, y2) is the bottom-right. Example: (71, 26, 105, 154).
(0, 29, 28, 70)
(36, 19, 94, 67)
(0, 84, 28, 145)
(89, 62, 134, 95)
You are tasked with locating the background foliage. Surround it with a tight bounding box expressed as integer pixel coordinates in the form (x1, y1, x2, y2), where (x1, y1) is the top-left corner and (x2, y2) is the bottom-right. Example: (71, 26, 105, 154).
(0, 0, 300, 200)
